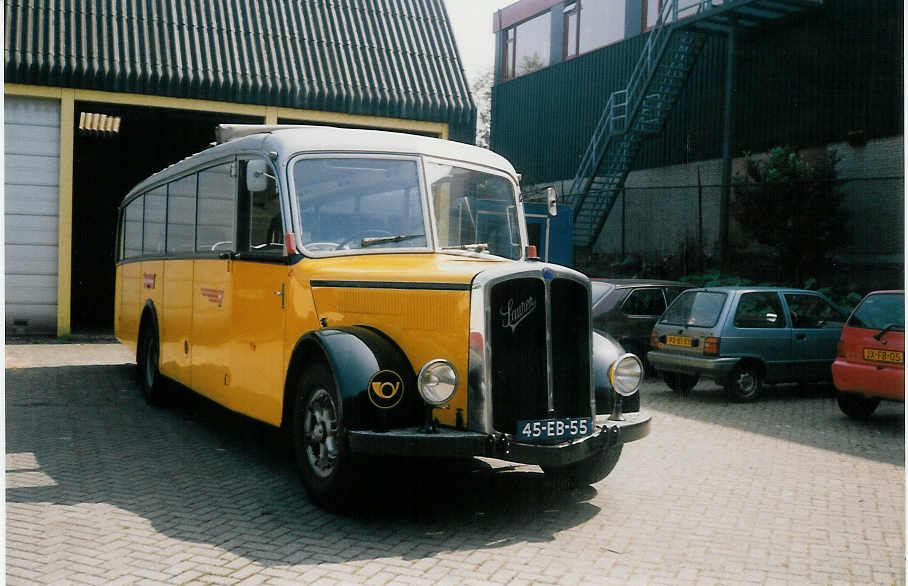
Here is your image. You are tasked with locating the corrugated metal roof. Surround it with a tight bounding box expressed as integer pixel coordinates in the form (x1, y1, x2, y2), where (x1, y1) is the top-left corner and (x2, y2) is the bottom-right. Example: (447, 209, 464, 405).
(4, 0, 476, 139)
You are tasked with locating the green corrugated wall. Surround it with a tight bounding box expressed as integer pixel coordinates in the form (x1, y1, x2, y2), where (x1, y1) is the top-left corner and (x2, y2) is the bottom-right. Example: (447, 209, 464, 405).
(490, 0, 902, 182)
(4, 0, 477, 142)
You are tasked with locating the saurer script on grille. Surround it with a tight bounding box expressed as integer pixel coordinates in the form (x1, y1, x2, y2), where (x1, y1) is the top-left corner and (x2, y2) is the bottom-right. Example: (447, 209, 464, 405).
(499, 296, 537, 333)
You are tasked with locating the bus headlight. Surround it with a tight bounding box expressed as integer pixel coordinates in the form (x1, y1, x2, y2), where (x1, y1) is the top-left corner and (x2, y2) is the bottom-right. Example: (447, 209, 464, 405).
(418, 359, 458, 406)
(609, 354, 643, 397)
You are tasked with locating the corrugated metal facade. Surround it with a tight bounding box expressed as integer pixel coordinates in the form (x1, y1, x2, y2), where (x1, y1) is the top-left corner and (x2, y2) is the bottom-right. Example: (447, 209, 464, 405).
(4, 0, 476, 142)
(490, 0, 902, 182)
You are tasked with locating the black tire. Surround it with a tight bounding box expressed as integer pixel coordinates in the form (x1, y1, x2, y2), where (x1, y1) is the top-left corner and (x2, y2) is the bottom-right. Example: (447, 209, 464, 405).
(662, 372, 700, 393)
(137, 324, 167, 406)
(292, 363, 355, 510)
(543, 445, 622, 489)
(725, 364, 762, 402)
(837, 392, 881, 420)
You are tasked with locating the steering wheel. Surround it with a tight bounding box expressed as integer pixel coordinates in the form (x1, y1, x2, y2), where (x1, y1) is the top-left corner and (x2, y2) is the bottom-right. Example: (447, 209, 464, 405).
(337, 229, 394, 250)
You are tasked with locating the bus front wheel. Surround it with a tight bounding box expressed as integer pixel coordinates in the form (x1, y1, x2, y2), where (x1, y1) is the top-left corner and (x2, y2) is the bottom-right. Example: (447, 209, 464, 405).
(292, 363, 355, 510)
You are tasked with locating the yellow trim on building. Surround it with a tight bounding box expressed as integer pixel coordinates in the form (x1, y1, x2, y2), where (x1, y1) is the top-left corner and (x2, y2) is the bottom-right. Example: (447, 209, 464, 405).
(264, 106, 279, 125)
(57, 90, 75, 337)
(6, 83, 451, 335)
(5, 84, 449, 137)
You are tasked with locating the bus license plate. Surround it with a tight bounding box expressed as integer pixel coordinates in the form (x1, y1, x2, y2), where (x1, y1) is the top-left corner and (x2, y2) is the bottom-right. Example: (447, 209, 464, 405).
(863, 348, 904, 364)
(516, 417, 593, 441)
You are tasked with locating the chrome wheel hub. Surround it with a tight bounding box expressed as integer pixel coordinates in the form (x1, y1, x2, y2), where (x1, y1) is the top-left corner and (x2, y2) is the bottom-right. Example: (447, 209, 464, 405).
(304, 388, 338, 479)
(737, 371, 755, 393)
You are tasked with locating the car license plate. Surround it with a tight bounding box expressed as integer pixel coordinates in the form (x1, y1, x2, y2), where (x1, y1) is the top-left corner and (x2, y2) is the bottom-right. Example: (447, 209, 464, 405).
(863, 348, 904, 364)
(516, 417, 592, 441)
(666, 335, 692, 348)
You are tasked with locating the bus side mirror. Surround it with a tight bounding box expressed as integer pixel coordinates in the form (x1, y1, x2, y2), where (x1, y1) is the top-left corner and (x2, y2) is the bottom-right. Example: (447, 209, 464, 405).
(546, 186, 557, 217)
(246, 159, 272, 193)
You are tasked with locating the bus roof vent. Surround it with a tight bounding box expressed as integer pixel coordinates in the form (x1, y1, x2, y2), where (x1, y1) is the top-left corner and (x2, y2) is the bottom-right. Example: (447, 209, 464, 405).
(215, 124, 316, 144)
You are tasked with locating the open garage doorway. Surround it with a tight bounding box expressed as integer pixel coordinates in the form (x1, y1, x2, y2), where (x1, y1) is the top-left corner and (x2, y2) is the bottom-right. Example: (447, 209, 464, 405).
(70, 103, 260, 334)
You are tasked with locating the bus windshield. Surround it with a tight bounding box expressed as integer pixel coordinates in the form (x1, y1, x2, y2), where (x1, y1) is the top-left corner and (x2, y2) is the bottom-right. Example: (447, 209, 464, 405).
(294, 157, 428, 253)
(293, 157, 523, 259)
(425, 162, 522, 260)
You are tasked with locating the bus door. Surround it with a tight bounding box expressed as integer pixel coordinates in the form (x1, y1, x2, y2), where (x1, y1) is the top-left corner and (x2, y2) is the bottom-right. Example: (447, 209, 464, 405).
(191, 161, 237, 404)
(228, 157, 287, 425)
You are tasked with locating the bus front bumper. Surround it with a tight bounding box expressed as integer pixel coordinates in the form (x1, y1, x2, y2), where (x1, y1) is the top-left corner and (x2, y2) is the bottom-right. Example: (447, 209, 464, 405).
(347, 411, 650, 467)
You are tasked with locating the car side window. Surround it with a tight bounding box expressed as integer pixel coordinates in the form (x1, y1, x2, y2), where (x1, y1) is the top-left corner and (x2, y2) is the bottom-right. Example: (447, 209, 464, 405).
(622, 288, 666, 316)
(785, 294, 846, 328)
(733, 292, 785, 328)
(664, 287, 684, 305)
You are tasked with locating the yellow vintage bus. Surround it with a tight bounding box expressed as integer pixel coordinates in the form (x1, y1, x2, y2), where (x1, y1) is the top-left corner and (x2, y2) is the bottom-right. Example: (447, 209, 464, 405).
(115, 125, 650, 508)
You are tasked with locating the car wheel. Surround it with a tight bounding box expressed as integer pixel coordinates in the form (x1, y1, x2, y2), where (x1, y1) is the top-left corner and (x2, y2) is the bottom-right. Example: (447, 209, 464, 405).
(662, 372, 700, 393)
(292, 363, 355, 510)
(725, 364, 762, 402)
(137, 324, 167, 406)
(543, 445, 622, 489)
(836, 392, 881, 420)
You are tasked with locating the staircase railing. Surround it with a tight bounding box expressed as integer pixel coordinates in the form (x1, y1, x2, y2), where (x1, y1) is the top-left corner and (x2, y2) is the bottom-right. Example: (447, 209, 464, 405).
(566, 0, 712, 221)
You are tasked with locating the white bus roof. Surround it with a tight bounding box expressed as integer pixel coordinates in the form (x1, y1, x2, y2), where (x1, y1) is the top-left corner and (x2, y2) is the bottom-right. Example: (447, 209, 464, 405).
(123, 125, 519, 206)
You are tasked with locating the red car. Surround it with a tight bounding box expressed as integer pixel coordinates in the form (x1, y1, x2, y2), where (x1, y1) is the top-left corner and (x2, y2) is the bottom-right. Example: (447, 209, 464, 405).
(832, 290, 904, 419)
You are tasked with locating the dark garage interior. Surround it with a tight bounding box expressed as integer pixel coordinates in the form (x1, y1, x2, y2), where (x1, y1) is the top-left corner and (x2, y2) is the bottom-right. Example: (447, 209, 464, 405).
(70, 103, 260, 334)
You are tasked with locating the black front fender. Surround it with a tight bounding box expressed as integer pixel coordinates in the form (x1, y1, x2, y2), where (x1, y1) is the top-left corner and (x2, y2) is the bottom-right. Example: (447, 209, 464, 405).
(297, 327, 422, 430)
(593, 331, 641, 413)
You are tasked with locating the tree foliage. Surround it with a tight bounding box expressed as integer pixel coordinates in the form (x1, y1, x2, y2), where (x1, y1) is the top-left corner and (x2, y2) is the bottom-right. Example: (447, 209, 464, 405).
(733, 146, 849, 285)
(469, 69, 493, 149)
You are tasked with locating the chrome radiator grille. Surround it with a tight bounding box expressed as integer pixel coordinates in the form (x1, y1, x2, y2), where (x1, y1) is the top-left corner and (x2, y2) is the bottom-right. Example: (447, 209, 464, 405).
(488, 274, 592, 434)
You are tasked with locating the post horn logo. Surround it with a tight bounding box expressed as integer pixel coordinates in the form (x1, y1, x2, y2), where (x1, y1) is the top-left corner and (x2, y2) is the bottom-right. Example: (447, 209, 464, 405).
(367, 370, 404, 409)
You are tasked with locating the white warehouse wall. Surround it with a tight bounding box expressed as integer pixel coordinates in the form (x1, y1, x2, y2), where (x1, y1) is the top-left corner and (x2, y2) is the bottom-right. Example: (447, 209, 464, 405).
(4, 96, 61, 334)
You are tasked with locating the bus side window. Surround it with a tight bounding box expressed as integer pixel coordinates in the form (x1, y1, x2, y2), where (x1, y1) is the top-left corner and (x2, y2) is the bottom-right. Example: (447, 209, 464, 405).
(143, 186, 166, 256)
(122, 195, 144, 259)
(197, 162, 237, 253)
(238, 158, 283, 253)
(167, 174, 197, 254)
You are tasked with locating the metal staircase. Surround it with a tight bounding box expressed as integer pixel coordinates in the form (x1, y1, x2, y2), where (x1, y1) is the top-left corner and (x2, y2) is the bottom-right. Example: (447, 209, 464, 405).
(565, 0, 823, 248)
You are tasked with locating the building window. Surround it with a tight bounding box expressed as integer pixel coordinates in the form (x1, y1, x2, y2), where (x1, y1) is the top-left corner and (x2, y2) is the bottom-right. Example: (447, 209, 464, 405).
(678, 0, 702, 21)
(564, 2, 580, 60)
(502, 27, 516, 80)
(579, 0, 626, 53)
(501, 11, 551, 81)
(644, 0, 662, 30)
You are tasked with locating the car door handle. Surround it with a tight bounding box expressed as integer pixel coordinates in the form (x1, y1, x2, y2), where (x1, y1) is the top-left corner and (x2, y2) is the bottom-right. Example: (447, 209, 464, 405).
(795, 333, 807, 340)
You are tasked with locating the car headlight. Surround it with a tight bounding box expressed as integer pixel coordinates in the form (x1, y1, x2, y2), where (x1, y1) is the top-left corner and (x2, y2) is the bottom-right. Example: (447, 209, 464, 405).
(418, 359, 458, 406)
(609, 353, 643, 397)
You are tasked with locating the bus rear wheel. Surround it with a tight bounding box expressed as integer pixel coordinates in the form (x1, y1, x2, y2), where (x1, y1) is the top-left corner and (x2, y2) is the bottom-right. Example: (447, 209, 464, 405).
(292, 363, 355, 510)
(137, 324, 167, 406)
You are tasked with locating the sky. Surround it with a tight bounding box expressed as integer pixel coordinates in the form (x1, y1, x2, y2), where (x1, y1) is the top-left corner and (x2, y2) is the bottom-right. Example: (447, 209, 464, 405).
(444, 0, 516, 83)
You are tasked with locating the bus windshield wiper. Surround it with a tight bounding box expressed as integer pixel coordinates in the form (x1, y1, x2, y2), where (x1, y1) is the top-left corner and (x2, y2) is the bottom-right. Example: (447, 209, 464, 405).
(874, 323, 905, 341)
(360, 233, 425, 247)
(442, 243, 489, 253)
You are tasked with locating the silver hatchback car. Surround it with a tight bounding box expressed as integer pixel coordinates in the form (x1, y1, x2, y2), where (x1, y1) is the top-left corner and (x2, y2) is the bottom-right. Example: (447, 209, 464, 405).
(647, 287, 847, 401)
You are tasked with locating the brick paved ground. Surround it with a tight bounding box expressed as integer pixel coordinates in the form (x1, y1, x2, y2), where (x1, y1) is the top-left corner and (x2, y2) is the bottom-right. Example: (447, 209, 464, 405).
(6, 343, 905, 585)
